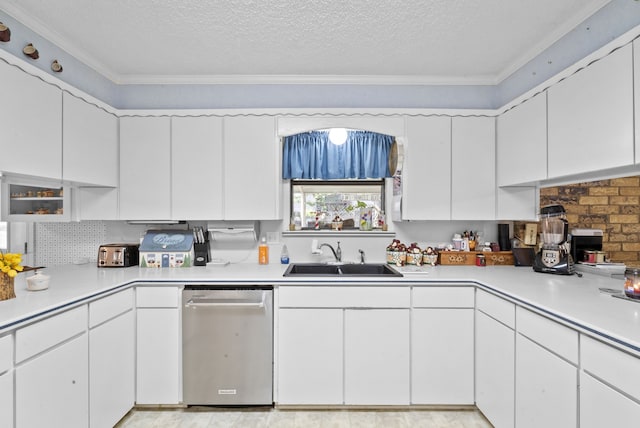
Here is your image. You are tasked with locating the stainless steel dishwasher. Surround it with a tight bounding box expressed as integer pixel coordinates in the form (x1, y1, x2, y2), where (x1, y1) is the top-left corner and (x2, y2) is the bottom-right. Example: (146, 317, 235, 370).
(182, 286, 273, 405)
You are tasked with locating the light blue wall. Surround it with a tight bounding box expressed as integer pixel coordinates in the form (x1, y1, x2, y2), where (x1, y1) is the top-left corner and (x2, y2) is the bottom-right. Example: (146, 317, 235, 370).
(1, 0, 639, 110)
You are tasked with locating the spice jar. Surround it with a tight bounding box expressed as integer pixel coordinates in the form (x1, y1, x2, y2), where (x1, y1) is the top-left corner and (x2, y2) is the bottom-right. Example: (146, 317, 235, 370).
(476, 254, 486, 267)
(624, 268, 640, 299)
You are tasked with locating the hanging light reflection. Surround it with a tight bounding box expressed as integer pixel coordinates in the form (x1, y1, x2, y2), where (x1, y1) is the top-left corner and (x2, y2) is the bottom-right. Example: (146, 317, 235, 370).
(328, 128, 348, 145)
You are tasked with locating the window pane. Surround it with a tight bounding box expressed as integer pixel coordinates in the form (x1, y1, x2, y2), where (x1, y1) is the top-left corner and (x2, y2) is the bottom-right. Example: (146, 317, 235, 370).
(291, 180, 384, 230)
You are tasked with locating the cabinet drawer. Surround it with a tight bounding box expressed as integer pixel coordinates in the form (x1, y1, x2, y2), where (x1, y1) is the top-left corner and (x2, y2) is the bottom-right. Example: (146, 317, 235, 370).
(0, 334, 12, 374)
(581, 335, 640, 400)
(516, 306, 578, 364)
(279, 286, 410, 308)
(15, 305, 87, 363)
(476, 290, 515, 328)
(136, 286, 180, 308)
(89, 288, 134, 328)
(412, 286, 474, 308)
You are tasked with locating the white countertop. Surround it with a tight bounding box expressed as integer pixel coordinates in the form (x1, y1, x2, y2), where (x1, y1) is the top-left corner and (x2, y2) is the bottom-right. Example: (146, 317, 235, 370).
(1, 262, 638, 355)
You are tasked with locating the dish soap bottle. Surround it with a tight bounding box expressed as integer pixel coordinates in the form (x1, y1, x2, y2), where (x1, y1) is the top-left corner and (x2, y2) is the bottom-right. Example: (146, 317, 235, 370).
(280, 244, 290, 264)
(258, 237, 269, 265)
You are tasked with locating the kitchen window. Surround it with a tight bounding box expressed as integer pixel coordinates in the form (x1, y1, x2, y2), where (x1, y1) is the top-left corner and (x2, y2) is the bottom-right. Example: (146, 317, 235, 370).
(283, 129, 393, 230)
(290, 180, 385, 230)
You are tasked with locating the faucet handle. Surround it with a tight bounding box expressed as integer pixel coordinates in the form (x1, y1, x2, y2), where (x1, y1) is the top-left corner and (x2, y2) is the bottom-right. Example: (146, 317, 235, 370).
(358, 249, 365, 263)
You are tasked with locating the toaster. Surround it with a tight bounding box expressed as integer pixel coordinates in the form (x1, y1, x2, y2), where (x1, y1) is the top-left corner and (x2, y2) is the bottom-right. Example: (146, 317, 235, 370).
(98, 244, 139, 267)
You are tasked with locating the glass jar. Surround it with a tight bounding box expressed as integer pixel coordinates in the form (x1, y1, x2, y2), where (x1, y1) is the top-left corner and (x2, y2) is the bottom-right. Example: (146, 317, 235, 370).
(624, 268, 640, 299)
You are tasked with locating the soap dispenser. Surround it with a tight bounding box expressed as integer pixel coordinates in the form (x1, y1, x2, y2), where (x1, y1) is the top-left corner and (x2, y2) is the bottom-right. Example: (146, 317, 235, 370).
(258, 236, 269, 265)
(280, 244, 290, 264)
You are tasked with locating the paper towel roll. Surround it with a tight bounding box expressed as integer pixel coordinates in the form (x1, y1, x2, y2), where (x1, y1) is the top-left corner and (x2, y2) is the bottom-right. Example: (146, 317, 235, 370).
(211, 229, 256, 244)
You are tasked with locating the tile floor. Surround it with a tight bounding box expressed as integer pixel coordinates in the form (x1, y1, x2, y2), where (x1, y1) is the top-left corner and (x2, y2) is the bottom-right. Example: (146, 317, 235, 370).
(115, 407, 493, 427)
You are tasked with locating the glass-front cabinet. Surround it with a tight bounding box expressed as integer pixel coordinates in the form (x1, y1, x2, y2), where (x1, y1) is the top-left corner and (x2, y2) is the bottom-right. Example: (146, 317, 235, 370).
(2, 179, 70, 221)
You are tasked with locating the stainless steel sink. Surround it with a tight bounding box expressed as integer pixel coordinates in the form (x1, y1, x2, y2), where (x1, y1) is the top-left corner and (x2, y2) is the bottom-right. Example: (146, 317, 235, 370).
(283, 263, 402, 277)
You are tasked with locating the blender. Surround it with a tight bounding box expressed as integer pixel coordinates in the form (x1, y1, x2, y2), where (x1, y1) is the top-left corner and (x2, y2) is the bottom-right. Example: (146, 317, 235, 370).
(533, 204, 575, 275)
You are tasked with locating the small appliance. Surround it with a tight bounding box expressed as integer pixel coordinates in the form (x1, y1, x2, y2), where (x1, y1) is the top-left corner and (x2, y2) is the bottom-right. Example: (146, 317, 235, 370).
(533, 204, 575, 275)
(570, 228, 603, 263)
(97, 244, 139, 267)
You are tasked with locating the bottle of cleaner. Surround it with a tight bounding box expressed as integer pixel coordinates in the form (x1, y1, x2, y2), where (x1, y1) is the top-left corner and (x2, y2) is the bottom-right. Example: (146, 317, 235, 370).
(258, 237, 269, 265)
(280, 244, 290, 264)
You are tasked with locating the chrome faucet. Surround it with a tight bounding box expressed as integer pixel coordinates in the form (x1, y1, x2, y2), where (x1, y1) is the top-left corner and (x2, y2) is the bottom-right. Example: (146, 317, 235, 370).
(358, 249, 365, 264)
(319, 241, 342, 262)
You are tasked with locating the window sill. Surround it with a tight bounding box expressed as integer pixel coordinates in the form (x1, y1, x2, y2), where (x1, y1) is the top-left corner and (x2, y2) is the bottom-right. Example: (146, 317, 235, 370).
(282, 230, 395, 238)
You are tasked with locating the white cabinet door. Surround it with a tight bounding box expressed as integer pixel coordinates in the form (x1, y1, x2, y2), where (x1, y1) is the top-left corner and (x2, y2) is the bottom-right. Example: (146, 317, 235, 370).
(136, 308, 180, 404)
(451, 117, 495, 220)
(497, 94, 547, 186)
(0, 370, 13, 428)
(223, 116, 280, 220)
(580, 371, 640, 428)
(496, 186, 538, 221)
(171, 116, 224, 220)
(548, 44, 634, 178)
(476, 310, 514, 428)
(77, 187, 119, 220)
(278, 308, 343, 405)
(90, 310, 134, 428)
(0, 60, 62, 180)
(515, 334, 577, 428)
(403, 116, 451, 220)
(411, 308, 474, 404)
(635, 40, 640, 164)
(344, 309, 410, 405)
(63, 93, 118, 186)
(16, 334, 88, 428)
(119, 116, 171, 220)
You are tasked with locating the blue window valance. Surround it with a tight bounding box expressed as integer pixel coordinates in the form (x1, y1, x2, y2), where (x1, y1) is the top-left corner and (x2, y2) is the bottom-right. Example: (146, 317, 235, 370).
(282, 130, 394, 179)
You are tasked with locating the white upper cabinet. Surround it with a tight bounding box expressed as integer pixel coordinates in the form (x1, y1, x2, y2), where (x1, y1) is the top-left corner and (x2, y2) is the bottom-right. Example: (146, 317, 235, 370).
(497, 94, 547, 186)
(451, 117, 496, 220)
(403, 116, 451, 220)
(0, 60, 62, 180)
(634, 40, 640, 164)
(496, 187, 538, 221)
(548, 44, 634, 178)
(223, 116, 280, 220)
(171, 116, 224, 220)
(63, 93, 118, 187)
(119, 117, 171, 220)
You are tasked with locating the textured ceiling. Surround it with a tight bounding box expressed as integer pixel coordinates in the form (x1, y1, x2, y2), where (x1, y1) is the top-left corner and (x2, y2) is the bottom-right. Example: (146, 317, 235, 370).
(0, 0, 611, 84)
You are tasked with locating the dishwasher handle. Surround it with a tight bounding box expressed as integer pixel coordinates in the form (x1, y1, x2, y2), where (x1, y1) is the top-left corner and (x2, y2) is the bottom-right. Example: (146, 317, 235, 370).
(185, 292, 266, 308)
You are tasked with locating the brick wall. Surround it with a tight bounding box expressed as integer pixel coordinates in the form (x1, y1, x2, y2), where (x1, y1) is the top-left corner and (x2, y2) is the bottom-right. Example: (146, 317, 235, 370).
(538, 176, 640, 267)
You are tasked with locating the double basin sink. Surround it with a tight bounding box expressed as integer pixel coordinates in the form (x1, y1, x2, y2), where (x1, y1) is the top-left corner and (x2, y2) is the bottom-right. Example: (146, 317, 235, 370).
(283, 263, 402, 277)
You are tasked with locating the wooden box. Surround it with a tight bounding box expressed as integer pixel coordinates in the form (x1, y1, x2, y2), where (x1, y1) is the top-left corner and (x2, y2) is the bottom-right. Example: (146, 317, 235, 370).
(438, 251, 514, 266)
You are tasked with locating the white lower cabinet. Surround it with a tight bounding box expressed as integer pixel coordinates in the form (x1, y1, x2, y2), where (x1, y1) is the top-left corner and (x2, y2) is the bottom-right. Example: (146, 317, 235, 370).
(0, 334, 12, 428)
(475, 306, 515, 428)
(277, 286, 410, 406)
(580, 371, 640, 428)
(277, 308, 343, 404)
(16, 334, 88, 428)
(411, 287, 474, 404)
(344, 309, 410, 405)
(136, 286, 181, 405)
(580, 334, 640, 427)
(89, 306, 134, 428)
(515, 334, 577, 428)
(0, 370, 13, 428)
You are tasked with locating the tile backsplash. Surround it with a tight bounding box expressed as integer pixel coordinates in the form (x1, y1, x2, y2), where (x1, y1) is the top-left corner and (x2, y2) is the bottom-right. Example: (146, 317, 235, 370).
(35, 221, 106, 266)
